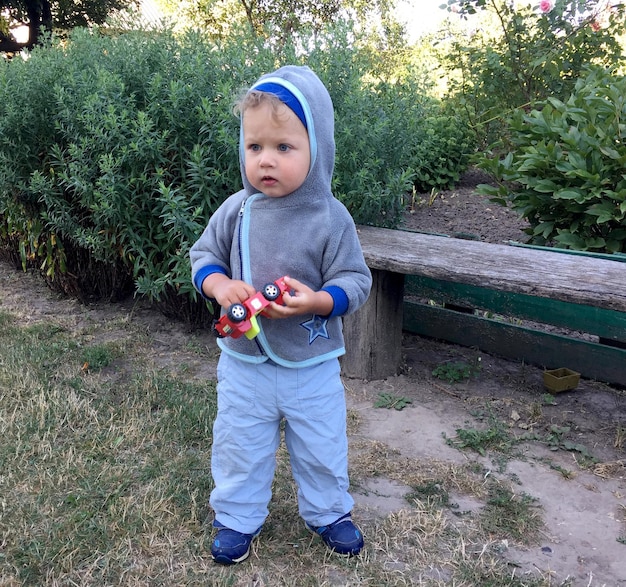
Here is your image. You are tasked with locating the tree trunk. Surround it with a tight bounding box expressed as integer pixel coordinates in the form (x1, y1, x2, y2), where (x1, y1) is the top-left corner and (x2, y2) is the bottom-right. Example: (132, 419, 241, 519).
(25, 0, 43, 46)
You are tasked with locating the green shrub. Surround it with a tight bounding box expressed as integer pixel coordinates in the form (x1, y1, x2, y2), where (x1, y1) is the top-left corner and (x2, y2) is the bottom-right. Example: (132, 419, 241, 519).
(331, 74, 417, 228)
(308, 28, 475, 228)
(0, 37, 70, 273)
(0, 28, 248, 312)
(410, 107, 476, 191)
(478, 67, 626, 254)
(0, 22, 472, 321)
(439, 0, 626, 149)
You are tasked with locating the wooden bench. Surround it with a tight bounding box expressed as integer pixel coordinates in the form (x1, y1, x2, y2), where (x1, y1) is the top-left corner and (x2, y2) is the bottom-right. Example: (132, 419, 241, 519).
(342, 225, 626, 385)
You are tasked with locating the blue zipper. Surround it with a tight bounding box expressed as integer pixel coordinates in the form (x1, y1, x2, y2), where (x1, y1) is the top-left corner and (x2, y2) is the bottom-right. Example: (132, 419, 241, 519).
(237, 194, 267, 355)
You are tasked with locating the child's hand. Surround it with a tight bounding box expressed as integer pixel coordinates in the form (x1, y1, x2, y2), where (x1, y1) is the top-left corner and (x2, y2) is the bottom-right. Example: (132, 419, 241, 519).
(205, 275, 256, 308)
(264, 276, 333, 318)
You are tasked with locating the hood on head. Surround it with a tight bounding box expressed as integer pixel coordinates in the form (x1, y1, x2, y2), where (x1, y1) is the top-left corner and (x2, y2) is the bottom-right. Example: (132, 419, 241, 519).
(239, 65, 335, 201)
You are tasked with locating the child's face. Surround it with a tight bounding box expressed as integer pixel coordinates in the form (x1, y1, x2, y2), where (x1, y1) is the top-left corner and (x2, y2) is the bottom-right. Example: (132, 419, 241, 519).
(242, 101, 311, 198)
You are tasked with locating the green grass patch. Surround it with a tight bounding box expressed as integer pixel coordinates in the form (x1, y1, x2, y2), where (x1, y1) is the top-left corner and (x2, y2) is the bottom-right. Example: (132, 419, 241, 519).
(0, 305, 556, 586)
(445, 409, 514, 457)
(0, 315, 216, 584)
(480, 485, 543, 544)
(432, 359, 481, 383)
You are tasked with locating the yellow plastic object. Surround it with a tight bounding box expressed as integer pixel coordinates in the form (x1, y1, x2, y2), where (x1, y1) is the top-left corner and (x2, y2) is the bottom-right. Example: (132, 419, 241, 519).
(245, 315, 261, 340)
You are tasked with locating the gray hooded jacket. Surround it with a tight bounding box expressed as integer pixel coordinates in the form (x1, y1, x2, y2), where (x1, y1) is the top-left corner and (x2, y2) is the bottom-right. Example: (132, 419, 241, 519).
(190, 65, 372, 367)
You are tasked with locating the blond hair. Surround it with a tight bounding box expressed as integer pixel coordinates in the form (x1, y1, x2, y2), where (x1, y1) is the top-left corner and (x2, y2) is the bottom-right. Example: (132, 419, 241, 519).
(233, 90, 291, 123)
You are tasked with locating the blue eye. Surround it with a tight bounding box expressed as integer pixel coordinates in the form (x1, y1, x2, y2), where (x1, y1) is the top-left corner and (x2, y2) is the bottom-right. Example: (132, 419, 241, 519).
(278, 144, 290, 152)
(249, 144, 261, 152)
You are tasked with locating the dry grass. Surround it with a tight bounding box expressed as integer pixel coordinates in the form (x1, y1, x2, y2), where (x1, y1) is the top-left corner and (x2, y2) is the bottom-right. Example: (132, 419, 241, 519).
(0, 307, 559, 586)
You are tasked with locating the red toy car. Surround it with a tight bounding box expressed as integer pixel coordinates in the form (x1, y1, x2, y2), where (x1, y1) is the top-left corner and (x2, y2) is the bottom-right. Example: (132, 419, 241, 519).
(214, 276, 290, 340)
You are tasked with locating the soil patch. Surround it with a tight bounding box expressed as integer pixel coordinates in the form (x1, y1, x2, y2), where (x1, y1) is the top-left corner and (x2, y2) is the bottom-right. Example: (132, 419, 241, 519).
(400, 168, 530, 244)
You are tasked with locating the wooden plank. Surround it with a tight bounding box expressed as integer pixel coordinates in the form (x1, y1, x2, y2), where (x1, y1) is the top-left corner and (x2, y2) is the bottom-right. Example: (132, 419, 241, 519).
(356, 226, 626, 313)
(405, 275, 626, 343)
(403, 301, 626, 387)
(342, 269, 404, 380)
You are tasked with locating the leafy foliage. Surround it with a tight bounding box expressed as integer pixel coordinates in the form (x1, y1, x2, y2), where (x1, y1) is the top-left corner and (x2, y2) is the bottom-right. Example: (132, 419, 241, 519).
(448, 419, 512, 456)
(438, 0, 626, 147)
(155, 0, 401, 46)
(478, 67, 626, 253)
(0, 27, 245, 313)
(1, 0, 135, 29)
(432, 359, 480, 383)
(0, 21, 468, 320)
(306, 25, 474, 227)
(374, 392, 412, 410)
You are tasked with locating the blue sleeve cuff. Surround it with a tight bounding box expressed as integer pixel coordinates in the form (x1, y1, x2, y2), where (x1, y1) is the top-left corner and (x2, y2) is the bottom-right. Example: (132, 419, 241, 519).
(322, 285, 349, 318)
(193, 265, 228, 298)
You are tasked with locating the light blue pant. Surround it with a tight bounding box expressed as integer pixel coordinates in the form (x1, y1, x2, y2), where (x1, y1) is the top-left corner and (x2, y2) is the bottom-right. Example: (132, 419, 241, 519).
(210, 353, 354, 534)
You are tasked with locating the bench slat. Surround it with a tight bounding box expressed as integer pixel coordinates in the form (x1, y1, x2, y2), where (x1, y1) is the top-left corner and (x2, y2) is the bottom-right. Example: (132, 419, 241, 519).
(405, 275, 626, 342)
(404, 300, 626, 386)
(343, 226, 626, 380)
(357, 226, 626, 313)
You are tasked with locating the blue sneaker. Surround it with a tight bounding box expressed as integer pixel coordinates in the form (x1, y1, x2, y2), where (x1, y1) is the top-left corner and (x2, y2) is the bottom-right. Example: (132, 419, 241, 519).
(305, 513, 364, 556)
(210, 521, 262, 565)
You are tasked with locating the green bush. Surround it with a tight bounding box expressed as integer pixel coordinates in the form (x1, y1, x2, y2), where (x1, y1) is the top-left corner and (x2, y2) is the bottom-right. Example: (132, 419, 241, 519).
(0, 23, 471, 321)
(0, 28, 249, 312)
(334, 83, 474, 228)
(439, 0, 626, 149)
(478, 67, 626, 253)
(306, 28, 475, 227)
(0, 36, 70, 274)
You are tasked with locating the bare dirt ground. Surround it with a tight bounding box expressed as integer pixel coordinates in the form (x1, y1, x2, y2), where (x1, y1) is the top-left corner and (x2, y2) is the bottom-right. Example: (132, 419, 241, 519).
(377, 172, 625, 585)
(399, 168, 531, 244)
(1, 172, 625, 586)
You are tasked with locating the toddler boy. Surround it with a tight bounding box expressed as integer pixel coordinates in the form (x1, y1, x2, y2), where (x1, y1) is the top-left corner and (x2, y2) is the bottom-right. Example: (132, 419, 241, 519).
(190, 65, 372, 564)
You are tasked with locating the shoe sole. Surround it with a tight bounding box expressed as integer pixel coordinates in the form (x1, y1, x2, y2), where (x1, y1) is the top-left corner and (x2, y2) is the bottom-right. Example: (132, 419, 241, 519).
(212, 551, 250, 565)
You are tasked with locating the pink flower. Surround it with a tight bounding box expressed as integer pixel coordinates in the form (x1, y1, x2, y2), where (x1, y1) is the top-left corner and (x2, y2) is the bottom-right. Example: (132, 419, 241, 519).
(540, 0, 554, 12)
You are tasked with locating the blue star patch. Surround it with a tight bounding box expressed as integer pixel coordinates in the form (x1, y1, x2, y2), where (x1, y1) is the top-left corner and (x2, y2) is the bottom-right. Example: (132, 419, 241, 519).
(300, 315, 330, 344)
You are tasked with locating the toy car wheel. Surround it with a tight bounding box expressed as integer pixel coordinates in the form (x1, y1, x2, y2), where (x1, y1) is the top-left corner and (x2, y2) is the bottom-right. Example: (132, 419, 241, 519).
(227, 303, 247, 322)
(262, 283, 281, 301)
